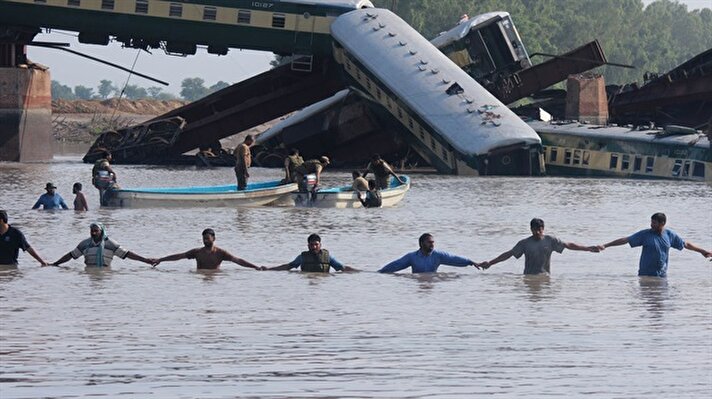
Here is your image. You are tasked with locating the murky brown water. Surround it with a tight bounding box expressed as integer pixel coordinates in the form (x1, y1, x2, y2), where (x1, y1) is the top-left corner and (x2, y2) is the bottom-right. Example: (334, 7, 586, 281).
(1, 155, 711, 398)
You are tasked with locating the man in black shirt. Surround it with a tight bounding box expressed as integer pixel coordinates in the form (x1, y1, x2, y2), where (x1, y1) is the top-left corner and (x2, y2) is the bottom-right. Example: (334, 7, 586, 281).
(0, 210, 48, 266)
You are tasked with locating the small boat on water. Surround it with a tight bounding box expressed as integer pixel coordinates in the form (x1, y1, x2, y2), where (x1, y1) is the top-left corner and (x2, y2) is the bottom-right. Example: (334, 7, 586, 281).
(276, 175, 411, 208)
(104, 180, 297, 208)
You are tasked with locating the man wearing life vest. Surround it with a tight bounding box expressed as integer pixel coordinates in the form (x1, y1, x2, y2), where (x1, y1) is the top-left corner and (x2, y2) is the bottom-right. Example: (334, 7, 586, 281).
(268, 233, 357, 272)
(362, 153, 406, 190)
(294, 156, 330, 192)
(92, 150, 117, 206)
(283, 148, 304, 183)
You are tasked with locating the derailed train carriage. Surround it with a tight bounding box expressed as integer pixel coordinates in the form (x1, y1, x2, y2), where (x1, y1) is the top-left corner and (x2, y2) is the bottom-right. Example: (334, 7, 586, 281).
(329, 9, 543, 175)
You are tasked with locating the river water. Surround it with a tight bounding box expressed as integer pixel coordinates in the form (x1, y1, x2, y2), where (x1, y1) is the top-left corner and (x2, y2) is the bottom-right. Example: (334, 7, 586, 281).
(1, 154, 711, 398)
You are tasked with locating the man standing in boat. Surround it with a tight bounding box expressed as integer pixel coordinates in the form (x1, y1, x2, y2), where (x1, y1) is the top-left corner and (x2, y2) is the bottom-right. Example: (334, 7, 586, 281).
(152, 229, 264, 270)
(92, 150, 117, 206)
(234, 135, 254, 190)
(379, 233, 479, 273)
(362, 154, 405, 190)
(478, 218, 599, 274)
(52, 223, 155, 268)
(268, 233, 357, 272)
(294, 156, 330, 192)
(596, 213, 711, 277)
(284, 148, 304, 183)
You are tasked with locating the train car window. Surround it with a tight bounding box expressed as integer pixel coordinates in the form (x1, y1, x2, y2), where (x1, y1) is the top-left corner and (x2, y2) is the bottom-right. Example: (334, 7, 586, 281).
(397, 108, 403, 119)
(169, 3, 182, 17)
(203, 6, 217, 21)
(34, 0, 47, 3)
(272, 13, 286, 28)
(366, 79, 372, 90)
(645, 157, 654, 173)
(573, 150, 581, 165)
(418, 127, 425, 140)
(430, 136, 437, 150)
(692, 162, 705, 178)
(549, 147, 557, 163)
(355, 69, 361, 81)
(237, 10, 251, 24)
(375, 88, 381, 100)
(101, 0, 114, 10)
(609, 154, 619, 170)
(67, 0, 80, 6)
(582, 151, 590, 165)
(671, 159, 682, 177)
(633, 156, 642, 171)
(408, 117, 414, 129)
(442, 148, 448, 161)
(135, 0, 148, 14)
(564, 149, 572, 165)
(682, 160, 691, 177)
(621, 154, 630, 170)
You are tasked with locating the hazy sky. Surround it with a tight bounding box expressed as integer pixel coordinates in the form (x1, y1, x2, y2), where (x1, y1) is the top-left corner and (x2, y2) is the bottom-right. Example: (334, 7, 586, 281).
(28, 0, 709, 96)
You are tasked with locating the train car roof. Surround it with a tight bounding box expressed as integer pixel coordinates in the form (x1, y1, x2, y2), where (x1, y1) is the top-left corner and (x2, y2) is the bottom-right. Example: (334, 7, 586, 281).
(331, 9, 539, 155)
(257, 89, 351, 142)
(281, 0, 374, 9)
(529, 121, 710, 149)
(430, 11, 510, 48)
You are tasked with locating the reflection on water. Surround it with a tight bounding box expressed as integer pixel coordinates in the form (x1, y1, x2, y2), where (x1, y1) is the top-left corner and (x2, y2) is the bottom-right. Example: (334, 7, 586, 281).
(1, 157, 711, 397)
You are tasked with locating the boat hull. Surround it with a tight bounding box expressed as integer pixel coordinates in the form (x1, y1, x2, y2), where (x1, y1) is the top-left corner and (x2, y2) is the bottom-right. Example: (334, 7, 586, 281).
(104, 181, 297, 208)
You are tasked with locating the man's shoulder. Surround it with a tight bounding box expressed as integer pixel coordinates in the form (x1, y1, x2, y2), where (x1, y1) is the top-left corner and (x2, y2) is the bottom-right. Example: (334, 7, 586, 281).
(76, 237, 94, 249)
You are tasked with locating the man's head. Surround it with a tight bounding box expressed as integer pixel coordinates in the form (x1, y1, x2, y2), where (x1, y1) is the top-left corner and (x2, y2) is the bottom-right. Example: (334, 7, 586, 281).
(89, 223, 104, 242)
(530, 218, 545, 240)
(0, 210, 8, 225)
(371, 153, 382, 162)
(320, 156, 330, 165)
(244, 135, 254, 145)
(289, 148, 299, 156)
(202, 228, 216, 247)
(307, 233, 321, 253)
(102, 150, 112, 161)
(419, 233, 435, 254)
(45, 182, 57, 195)
(352, 170, 361, 179)
(650, 213, 666, 234)
(73, 182, 82, 194)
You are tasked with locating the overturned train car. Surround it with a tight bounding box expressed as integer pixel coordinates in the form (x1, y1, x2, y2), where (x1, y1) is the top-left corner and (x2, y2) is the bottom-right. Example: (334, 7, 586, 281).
(329, 9, 543, 175)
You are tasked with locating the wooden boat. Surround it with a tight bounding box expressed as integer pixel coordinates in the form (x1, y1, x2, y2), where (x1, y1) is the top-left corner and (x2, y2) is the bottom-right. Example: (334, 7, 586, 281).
(276, 175, 411, 208)
(104, 180, 297, 208)
(530, 121, 711, 182)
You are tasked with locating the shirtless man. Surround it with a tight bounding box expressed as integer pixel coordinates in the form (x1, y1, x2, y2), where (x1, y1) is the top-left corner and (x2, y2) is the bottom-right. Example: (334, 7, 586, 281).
(153, 229, 263, 270)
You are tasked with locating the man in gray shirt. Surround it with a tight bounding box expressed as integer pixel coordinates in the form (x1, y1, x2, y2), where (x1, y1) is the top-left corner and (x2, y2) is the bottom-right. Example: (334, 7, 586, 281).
(479, 218, 599, 274)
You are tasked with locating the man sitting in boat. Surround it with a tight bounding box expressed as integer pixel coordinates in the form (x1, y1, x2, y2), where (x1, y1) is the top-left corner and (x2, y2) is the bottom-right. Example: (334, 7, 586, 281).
(379, 233, 479, 273)
(92, 151, 118, 206)
(596, 212, 712, 277)
(478, 218, 599, 274)
(294, 156, 330, 192)
(283, 148, 304, 183)
(52, 223, 155, 268)
(268, 233, 357, 273)
(152, 228, 264, 270)
(362, 154, 406, 190)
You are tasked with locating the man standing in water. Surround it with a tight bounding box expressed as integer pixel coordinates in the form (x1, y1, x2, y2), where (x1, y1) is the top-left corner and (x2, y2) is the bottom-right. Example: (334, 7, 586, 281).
(379, 233, 479, 273)
(597, 212, 711, 277)
(52, 223, 155, 267)
(479, 218, 598, 274)
(0, 210, 48, 266)
(92, 151, 117, 206)
(234, 135, 254, 190)
(153, 229, 263, 270)
(32, 183, 69, 210)
(268, 233, 357, 272)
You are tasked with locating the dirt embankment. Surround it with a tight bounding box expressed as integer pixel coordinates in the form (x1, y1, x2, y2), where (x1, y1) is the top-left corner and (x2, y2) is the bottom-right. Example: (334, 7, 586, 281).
(52, 99, 187, 143)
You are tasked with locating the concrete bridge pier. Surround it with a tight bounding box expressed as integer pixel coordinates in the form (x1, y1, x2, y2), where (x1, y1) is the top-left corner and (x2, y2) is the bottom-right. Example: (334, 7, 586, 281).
(0, 40, 52, 162)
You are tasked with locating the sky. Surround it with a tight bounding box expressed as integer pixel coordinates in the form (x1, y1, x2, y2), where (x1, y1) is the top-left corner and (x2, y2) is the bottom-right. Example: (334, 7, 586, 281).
(27, 0, 710, 96)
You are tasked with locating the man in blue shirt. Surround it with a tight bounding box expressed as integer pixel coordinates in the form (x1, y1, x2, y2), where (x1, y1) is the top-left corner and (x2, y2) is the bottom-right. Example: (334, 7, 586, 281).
(379, 233, 479, 273)
(32, 183, 68, 210)
(599, 213, 711, 277)
(268, 233, 358, 273)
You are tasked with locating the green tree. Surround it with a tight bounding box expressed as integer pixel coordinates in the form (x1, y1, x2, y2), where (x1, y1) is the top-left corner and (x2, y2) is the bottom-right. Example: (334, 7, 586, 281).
(123, 84, 148, 100)
(74, 85, 94, 100)
(97, 79, 117, 99)
(180, 77, 208, 101)
(208, 80, 230, 93)
(51, 80, 75, 100)
(147, 86, 178, 100)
